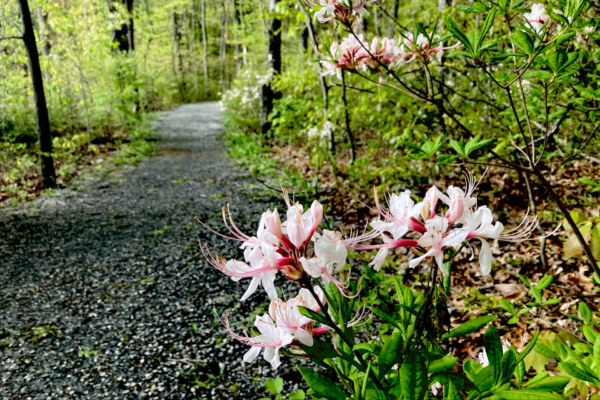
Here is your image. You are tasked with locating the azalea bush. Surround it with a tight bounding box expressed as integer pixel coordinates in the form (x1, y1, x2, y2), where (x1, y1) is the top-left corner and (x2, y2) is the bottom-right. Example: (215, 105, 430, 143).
(212, 0, 600, 398)
(197, 173, 595, 399)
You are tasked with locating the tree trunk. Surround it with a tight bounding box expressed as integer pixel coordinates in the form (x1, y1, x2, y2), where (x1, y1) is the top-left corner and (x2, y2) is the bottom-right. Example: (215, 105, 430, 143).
(18, 0, 56, 188)
(172, 4, 186, 101)
(260, 0, 281, 135)
(36, 8, 51, 56)
(108, 0, 135, 53)
(201, 0, 208, 91)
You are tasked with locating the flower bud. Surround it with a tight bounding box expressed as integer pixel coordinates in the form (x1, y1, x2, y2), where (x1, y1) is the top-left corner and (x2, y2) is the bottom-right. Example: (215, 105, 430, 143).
(447, 190, 464, 224)
(265, 209, 283, 238)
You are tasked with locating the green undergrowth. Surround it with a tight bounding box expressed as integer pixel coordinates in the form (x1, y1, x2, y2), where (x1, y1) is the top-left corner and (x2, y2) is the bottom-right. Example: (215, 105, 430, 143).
(0, 112, 161, 208)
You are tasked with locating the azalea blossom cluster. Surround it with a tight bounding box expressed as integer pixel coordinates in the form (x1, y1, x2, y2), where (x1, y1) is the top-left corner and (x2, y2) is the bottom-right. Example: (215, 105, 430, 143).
(524, 3, 555, 35)
(218, 71, 270, 111)
(307, 120, 335, 140)
(221, 287, 327, 369)
(198, 174, 538, 369)
(305, 0, 376, 26)
(320, 32, 458, 78)
(364, 173, 539, 276)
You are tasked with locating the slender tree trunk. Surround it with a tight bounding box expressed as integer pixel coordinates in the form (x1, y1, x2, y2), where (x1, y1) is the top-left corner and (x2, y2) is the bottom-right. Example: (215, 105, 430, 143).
(341, 70, 356, 163)
(36, 8, 51, 56)
(389, 0, 400, 37)
(239, 0, 247, 66)
(172, 4, 186, 101)
(260, 0, 281, 135)
(201, 0, 208, 91)
(18, 0, 56, 188)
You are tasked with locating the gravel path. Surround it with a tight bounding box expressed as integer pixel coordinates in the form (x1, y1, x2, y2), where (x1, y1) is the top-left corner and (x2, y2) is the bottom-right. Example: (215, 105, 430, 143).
(0, 103, 303, 399)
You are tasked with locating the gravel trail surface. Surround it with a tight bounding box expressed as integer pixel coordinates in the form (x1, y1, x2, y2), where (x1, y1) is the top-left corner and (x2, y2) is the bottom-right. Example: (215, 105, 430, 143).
(0, 103, 301, 399)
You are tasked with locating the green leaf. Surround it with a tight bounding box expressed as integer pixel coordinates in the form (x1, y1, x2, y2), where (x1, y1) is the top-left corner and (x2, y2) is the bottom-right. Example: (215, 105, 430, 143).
(442, 315, 495, 339)
(578, 302, 593, 325)
(449, 138, 466, 157)
(378, 330, 403, 379)
(299, 339, 339, 363)
(582, 325, 598, 344)
(264, 377, 284, 395)
(289, 389, 306, 400)
(297, 306, 332, 328)
(484, 325, 503, 382)
(525, 375, 570, 391)
(534, 343, 557, 359)
(518, 274, 531, 288)
(547, 49, 567, 75)
(593, 334, 600, 373)
(500, 348, 518, 384)
(495, 390, 564, 399)
(457, 1, 489, 13)
(510, 30, 534, 55)
(400, 351, 428, 400)
(299, 368, 348, 400)
(537, 275, 554, 290)
(517, 308, 531, 316)
(499, 299, 516, 315)
(464, 135, 497, 157)
(421, 137, 444, 158)
(437, 154, 459, 165)
(476, 9, 497, 53)
(559, 361, 598, 383)
(543, 298, 561, 306)
(516, 328, 539, 363)
(445, 18, 474, 55)
(371, 308, 402, 331)
(429, 355, 458, 373)
(508, 316, 520, 324)
(463, 359, 483, 382)
(579, 177, 600, 187)
(529, 287, 543, 304)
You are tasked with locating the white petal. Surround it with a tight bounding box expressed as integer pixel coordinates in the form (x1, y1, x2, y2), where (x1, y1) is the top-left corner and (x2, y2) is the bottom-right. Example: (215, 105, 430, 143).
(369, 248, 388, 271)
(479, 239, 493, 276)
(243, 346, 261, 363)
(295, 328, 314, 347)
(435, 252, 448, 276)
(300, 257, 323, 278)
(262, 270, 278, 300)
(240, 276, 261, 301)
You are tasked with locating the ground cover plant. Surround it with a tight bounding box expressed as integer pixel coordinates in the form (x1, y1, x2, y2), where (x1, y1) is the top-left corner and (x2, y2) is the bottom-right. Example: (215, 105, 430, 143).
(215, 0, 600, 398)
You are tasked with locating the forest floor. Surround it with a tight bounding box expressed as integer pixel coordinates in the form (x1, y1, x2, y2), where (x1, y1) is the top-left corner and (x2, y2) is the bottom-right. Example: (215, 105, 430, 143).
(0, 103, 304, 399)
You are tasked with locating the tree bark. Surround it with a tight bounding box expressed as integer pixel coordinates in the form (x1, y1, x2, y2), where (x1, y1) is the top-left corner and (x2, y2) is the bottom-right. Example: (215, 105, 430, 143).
(260, 0, 281, 135)
(18, 0, 56, 188)
(36, 8, 51, 56)
(201, 0, 208, 91)
(108, 0, 135, 53)
(172, 4, 186, 101)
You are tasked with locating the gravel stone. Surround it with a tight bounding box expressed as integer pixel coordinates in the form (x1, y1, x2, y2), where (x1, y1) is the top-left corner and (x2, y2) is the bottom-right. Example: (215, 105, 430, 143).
(0, 103, 305, 399)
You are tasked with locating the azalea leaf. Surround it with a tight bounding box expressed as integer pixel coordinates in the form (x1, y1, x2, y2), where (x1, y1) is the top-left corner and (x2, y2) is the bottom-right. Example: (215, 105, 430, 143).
(299, 368, 348, 400)
(445, 18, 474, 55)
(510, 30, 534, 55)
(442, 315, 495, 339)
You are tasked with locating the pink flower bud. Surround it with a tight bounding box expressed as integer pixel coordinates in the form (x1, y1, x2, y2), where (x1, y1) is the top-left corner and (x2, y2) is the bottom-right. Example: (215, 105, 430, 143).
(265, 209, 283, 238)
(447, 190, 464, 223)
(408, 216, 426, 234)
